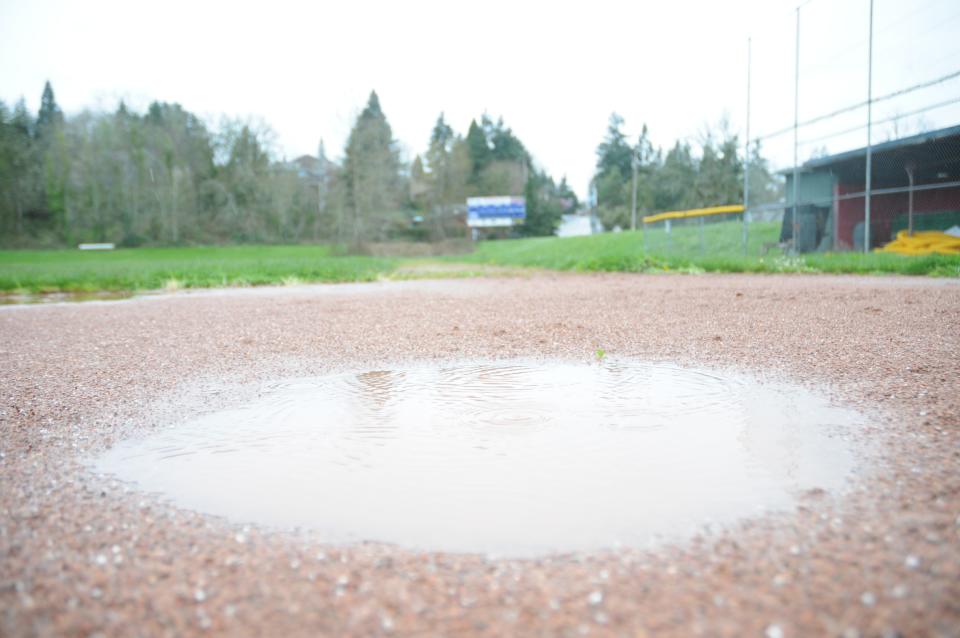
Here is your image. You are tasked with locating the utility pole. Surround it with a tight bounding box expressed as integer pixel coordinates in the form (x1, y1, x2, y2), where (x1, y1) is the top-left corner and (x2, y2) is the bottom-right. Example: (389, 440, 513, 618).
(630, 152, 638, 231)
(864, 0, 874, 253)
(792, 6, 800, 254)
(743, 36, 752, 255)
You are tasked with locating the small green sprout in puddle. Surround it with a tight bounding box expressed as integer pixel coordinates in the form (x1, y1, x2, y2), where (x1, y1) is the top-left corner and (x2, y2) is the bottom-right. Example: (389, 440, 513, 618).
(595, 348, 606, 361)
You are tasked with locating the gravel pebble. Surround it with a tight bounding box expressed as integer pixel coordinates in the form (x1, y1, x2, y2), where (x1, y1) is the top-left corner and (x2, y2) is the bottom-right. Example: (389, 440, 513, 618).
(1, 273, 958, 637)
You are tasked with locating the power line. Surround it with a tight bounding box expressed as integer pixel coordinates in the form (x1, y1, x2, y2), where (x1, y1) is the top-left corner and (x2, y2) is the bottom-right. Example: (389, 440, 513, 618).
(756, 68, 960, 142)
(748, 180, 960, 213)
(797, 95, 960, 146)
(871, 9, 960, 55)
(925, 45, 960, 73)
(876, 0, 954, 34)
(799, 3, 960, 77)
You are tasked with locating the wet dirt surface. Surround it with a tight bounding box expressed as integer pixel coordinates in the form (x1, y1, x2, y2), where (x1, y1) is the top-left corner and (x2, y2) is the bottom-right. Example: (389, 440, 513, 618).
(1, 272, 959, 637)
(94, 360, 861, 557)
(0, 290, 136, 305)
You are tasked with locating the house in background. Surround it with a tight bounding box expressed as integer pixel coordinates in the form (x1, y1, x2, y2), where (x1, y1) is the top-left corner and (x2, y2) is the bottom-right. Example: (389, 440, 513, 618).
(556, 212, 603, 237)
(783, 124, 960, 251)
(289, 153, 333, 182)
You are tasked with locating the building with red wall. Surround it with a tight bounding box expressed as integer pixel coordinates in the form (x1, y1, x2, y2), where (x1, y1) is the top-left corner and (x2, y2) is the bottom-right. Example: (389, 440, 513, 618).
(784, 124, 960, 251)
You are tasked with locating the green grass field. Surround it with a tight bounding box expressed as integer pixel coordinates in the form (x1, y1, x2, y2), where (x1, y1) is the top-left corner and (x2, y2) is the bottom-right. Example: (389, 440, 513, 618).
(2, 220, 957, 295)
(457, 221, 960, 277)
(0, 245, 396, 294)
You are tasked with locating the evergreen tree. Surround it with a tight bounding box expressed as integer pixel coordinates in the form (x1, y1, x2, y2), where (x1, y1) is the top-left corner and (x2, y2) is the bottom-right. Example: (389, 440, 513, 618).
(595, 113, 632, 179)
(465, 119, 491, 177)
(556, 176, 579, 211)
(483, 115, 529, 164)
(429, 113, 454, 151)
(36, 81, 64, 138)
(695, 122, 742, 207)
(746, 141, 782, 206)
(518, 171, 563, 237)
(593, 113, 634, 228)
(0, 100, 39, 237)
(409, 154, 429, 209)
(0, 86, 338, 247)
(655, 141, 697, 211)
(30, 82, 69, 237)
(464, 114, 529, 197)
(417, 114, 471, 239)
(342, 91, 403, 244)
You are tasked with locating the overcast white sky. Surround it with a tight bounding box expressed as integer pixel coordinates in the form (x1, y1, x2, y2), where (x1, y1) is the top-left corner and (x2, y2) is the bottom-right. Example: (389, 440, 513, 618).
(2, 0, 958, 197)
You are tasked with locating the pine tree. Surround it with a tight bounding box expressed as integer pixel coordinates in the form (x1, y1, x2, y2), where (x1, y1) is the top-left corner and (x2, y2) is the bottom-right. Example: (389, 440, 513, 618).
(465, 119, 490, 178)
(746, 141, 782, 206)
(421, 114, 472, 239)
(343, 91, 403, 244)
(36, 81, 64, 138)
(0, 100, 39, 237)
(409, 154, 429, 209)
(484, 116, 528, 164)
(695, 122, 742, 207)
(518, 171, 563, 237)
(595, 113, 632, 179)
(655, 141, 697, 211)
(429, 113, 454, 152)
(557, 177, 579, 211)
(592, 113, 634, 228)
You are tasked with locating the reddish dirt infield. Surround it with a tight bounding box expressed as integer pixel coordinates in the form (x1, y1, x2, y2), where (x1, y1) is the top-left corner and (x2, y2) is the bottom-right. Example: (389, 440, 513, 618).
(1, 273, 958, 637)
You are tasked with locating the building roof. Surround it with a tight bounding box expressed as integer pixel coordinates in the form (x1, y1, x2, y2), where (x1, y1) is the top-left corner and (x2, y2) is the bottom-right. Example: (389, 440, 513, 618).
(787, 123, 960, 186)
(289, 154, 332, 180)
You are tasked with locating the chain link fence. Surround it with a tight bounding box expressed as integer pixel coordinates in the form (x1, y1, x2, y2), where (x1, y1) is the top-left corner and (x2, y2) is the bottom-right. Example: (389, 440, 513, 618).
(642, 209, 785, 259)
(642, 0, 960, 259)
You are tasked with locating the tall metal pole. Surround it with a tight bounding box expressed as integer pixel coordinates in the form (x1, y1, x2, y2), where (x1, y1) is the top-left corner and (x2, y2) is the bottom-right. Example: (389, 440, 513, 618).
(864, 0, 874, 253)
(743, 36, 752, 255)
(906, 165, 915, 236)
(630, 153, 638, 231)
(792, 7, 800, 253)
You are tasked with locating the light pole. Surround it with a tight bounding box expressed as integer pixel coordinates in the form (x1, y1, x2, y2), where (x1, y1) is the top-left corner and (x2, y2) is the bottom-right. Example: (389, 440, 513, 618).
(864, 0, 875, 252)
(792, 6, 800, 254)
(630, 152, 638, 231)
(743, 36, 752, 255)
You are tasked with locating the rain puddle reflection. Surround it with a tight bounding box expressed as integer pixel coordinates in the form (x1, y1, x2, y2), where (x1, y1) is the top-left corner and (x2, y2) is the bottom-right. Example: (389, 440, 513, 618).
(95, 360, 863, 556)
(0, 290, 135, 305)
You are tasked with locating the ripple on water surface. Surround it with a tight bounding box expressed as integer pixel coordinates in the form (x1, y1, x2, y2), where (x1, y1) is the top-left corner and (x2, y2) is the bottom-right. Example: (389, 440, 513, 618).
(95, 360, 863, 557)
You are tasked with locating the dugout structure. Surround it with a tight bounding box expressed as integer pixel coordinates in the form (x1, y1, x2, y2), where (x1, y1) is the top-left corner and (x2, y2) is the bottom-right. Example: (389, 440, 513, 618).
(782, 124, 960, 252)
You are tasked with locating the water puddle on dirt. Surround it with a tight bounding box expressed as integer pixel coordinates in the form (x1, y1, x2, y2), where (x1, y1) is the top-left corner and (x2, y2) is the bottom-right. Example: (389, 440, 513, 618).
(95, 360, 863, 557)
(0, 290, 135, 305)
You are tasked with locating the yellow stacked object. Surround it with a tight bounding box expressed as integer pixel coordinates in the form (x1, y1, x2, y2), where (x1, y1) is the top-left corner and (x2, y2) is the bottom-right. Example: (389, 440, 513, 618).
(876, 230, 960, 256)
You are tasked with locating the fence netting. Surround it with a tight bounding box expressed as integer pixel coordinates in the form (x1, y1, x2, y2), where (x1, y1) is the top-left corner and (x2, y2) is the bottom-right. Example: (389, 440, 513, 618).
(641, 0, 960, 258)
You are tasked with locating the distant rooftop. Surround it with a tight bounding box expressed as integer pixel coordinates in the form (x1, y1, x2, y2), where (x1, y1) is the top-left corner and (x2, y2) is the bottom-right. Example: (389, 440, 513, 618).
(786, 123, 960, 185)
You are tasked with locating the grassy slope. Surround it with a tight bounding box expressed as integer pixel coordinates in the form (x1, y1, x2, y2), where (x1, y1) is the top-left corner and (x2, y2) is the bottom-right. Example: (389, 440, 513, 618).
(456, 221, 960, 277)
(2, 221, 957, 294)
(0, 245, 396, 293)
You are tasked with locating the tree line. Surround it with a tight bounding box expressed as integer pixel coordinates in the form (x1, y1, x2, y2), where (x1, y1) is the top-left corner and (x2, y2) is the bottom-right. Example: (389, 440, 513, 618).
(592, 113, 781, 230)
(0, 84, 579, 248)
(0, 82, 779, 248)
(0, 82, 322, 247)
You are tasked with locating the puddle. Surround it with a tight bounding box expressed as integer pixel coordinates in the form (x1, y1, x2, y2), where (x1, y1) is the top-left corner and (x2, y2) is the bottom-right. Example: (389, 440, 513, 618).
(94, 360, 864, 557)
(0, 290, 135, 305)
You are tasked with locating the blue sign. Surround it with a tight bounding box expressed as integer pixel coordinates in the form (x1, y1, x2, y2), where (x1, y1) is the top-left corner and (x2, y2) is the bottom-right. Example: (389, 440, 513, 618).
(466, 197, 526, 227)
